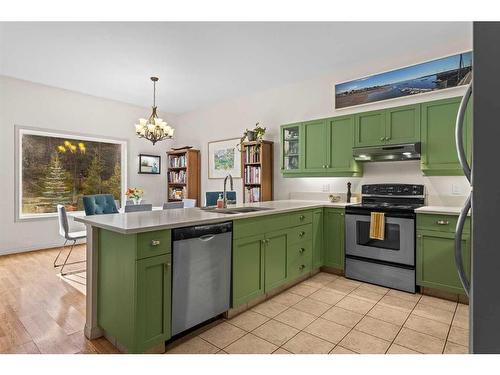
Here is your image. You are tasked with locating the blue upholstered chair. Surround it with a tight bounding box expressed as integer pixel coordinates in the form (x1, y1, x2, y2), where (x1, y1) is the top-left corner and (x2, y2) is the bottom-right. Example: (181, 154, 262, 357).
(124, 203, 152, 213)
(82, 194, 119, 216)
(205, 191, 236, 207)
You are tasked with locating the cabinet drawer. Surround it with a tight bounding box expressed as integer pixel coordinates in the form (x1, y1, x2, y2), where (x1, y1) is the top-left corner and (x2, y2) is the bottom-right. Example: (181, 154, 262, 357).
(287, 224, 313, 245)
(417, 214, 470, 234)
(233, 214, 290, 239)
(287, 244, 312, 281)
(137, 230, 172, 259)
(289, 210, 312, 226)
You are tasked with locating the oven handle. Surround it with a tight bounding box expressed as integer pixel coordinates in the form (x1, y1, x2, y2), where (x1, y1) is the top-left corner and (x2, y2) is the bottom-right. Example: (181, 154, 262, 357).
(454, 194, 471, 297)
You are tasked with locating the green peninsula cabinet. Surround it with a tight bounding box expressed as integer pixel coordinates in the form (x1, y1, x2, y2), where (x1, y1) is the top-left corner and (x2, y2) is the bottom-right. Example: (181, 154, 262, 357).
(98, 229, 172, 353)
(232, 211, 313, 307)
(421, 97, 472, 176)
(416, 213, 471, 294)
(323, 208, 345, 270)
(354, 104, 421, 147)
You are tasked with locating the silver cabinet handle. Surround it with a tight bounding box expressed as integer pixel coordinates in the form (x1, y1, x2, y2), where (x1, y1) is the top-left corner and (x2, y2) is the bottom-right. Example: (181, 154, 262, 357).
(436, 220, 449, 225)
(151, 240, 161, 246)
(299, 247, 305, 254)
(299, 215, 305, 221)
(455, 194, 471, 297)
(164, 262, 171, 269)
(298, 231, 305, 238)
(380, 137, 385, 141)
(299, 264, 305, 270)
(455, 82, 472, 183)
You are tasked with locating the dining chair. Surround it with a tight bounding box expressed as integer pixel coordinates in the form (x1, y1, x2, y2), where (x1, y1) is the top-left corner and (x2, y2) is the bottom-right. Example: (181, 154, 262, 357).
(205, 191, 236, 207)
(124, 203, 153, 213)
(182, 198, 196, 208)
(82, 194, 119, 216)
(163, 201, 184, 209)
(54, 205, 87, 276)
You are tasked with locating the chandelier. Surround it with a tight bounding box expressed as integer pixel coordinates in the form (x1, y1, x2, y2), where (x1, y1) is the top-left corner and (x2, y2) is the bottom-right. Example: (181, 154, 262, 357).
(135, 77, 174, 145)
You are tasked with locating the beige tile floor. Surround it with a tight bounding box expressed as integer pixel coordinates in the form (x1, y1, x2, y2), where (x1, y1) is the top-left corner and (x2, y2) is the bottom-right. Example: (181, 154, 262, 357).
(166, 273, 469, 354)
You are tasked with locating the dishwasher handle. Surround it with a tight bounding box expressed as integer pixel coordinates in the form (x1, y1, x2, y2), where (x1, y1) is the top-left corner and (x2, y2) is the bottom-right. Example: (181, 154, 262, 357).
(199, 234, 215, 242)
(172, 221, 232, 241)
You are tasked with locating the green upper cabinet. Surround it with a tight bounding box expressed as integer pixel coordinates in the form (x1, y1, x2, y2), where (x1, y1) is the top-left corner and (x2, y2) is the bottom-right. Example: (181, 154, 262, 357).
(354, 104, 421, 147)
(302, 119, 328, 172)
(385, 104, 421, 145)
(421, 97, 471, 176)
(354, 109, 386, 147)
(326, 115, 362, 176)
(281, 123, 302, 174)
(232, 234, 265, 308)
(264, 230, 289, 291)
(323, 208, 345, 270)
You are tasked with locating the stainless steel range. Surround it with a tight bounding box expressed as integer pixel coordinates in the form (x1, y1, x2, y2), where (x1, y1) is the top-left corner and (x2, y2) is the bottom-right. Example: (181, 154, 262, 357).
(344, 184, 425, 293)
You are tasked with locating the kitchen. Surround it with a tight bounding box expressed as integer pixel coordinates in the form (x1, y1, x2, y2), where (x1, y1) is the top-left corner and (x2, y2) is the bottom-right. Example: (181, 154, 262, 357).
(0, 13, 499, 371)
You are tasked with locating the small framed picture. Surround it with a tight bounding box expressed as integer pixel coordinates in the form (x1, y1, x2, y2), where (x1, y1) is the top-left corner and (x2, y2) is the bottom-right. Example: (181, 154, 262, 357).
(138, 154, 161, 174)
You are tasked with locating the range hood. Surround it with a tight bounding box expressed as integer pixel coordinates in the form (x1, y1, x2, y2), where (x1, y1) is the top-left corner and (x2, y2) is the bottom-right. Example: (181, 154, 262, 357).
(353, 142, 421, 162)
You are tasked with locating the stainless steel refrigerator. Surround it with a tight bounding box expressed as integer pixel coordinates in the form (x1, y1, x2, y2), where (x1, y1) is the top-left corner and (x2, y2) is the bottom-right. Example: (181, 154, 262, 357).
(455, 22, 500, 353)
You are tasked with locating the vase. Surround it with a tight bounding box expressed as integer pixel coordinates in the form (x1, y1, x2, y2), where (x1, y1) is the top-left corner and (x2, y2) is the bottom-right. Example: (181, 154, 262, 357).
(246, 130, 256, 141)
(132, 197, 142, 205)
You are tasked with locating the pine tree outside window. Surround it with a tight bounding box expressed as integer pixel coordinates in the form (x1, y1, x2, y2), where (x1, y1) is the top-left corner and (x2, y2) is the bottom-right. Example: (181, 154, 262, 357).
(16, 127, 127, 220)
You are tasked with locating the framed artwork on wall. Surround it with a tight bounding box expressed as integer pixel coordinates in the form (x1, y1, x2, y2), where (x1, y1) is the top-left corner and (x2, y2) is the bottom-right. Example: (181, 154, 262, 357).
(334, 51, 473, 109)
(208, 138, 241, 179)
(138, 154, 161, 174)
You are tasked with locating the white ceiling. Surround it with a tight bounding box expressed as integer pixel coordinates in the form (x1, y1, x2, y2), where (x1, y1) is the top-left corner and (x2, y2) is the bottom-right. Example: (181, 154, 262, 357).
(0, 22, 472, 114)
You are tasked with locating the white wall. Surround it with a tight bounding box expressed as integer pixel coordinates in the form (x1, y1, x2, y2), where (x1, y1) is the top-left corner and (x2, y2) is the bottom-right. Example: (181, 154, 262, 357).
(174, 50, 472, 206)
(0, 76, 177, 254)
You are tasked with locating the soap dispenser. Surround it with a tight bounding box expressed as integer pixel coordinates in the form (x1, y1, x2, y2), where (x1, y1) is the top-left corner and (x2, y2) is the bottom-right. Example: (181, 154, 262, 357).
(217, 193, 224, 209)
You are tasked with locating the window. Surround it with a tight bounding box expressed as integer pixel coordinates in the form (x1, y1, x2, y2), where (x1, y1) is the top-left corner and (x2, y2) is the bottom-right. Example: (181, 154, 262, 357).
(16, 127, 127, 219)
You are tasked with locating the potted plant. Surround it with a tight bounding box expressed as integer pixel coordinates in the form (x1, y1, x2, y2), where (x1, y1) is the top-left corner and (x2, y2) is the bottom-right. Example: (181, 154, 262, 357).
(237, 122, 267, 150)
(126, 187, 144, 205)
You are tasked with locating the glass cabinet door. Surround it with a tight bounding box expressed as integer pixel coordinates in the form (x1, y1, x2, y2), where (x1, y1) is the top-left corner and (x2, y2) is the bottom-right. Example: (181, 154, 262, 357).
(282, 125, 300, 171)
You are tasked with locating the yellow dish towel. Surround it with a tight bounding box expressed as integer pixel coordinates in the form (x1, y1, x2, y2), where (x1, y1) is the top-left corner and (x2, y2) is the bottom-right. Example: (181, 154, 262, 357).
(369, 212, 385, 240)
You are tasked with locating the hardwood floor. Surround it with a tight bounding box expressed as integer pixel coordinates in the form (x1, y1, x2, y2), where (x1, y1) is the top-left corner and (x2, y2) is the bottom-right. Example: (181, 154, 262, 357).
(0, 245, 118, 354)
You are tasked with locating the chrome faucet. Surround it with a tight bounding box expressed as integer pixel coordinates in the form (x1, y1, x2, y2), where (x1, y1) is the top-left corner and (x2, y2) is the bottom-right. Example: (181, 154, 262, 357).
(223, 174, 234, 208)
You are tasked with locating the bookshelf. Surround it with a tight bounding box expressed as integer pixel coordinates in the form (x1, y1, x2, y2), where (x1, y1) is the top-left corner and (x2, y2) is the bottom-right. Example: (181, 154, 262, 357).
(241, 140, 273, 203)
(166, 148, 200, 206)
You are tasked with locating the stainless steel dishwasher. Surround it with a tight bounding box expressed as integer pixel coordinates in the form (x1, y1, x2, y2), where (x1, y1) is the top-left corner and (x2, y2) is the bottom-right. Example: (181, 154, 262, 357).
(171, 221, 232, 336)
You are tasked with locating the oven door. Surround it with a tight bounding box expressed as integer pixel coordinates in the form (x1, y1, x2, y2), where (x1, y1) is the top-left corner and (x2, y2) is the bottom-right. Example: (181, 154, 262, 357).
(345, 213, 414, 266)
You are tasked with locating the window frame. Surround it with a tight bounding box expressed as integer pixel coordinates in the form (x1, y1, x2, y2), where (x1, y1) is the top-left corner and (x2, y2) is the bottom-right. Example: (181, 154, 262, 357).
(15, 125, 128, 221)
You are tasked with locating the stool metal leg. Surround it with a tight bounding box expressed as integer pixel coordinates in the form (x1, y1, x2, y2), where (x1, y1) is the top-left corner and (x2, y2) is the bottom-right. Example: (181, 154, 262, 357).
(60, 240, 86, 276)
(54, 240, 68, 268)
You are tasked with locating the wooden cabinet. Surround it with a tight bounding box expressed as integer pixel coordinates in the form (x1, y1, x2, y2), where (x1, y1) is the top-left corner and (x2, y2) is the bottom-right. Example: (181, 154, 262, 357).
(241, 140, 273, 203)
(264, 230, 289, 291)
(421, 97, 472, 176)
(232, 234, 265, 307)
(323, 208, 345, 270)
(136, 254, 171, 352)
(98, 229, 172, 353)
(416, 213, 471, 294)
(354, 109, 387, 147)
(167, 148, 200, 206)
(312, 208, 324, 270)
(302, 119, 328, 172)
(354, 104, 420, 147)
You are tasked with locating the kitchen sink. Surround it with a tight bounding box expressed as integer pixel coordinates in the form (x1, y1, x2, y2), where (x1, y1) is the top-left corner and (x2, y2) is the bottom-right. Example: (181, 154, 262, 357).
(201, 207, 274, 215)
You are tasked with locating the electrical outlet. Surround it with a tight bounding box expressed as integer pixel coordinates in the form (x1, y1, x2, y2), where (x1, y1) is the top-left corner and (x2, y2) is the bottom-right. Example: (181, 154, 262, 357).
(322, 184, 330, 192)
(452, 184, 463, 195)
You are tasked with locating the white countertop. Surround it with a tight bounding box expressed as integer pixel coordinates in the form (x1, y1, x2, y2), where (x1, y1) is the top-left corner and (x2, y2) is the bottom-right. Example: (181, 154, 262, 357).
(75, 200, 351, 234)
(415, 205, 469, 216)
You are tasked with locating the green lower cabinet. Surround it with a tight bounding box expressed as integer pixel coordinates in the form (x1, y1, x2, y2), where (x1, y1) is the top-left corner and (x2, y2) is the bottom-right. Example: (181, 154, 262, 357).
(312, 208, 324, 269)
(416, 229, 470, 295)
(323, 208, 345, 269)
(264, 230, 289, 290)
(136, 254, 171, 352)
(232, 234, 265, 308)
(98, 229, 172, 353)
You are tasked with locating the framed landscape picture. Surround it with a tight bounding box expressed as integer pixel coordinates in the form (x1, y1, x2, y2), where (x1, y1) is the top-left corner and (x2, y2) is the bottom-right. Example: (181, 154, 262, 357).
(335, 51, 472, 109)
(138, 154, 161, 174)
(208, 138, 241, 179)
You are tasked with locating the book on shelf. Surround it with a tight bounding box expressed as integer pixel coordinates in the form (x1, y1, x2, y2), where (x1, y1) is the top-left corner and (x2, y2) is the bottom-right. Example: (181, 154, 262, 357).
(244, 165, 261, 184)
(244, 144, 261, 164)
(168, 154, 187, 168)
(245, 186, 261, 203)
(168, 170, 186, 184)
